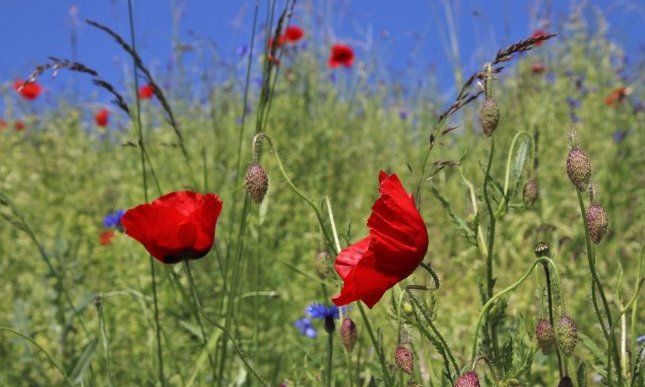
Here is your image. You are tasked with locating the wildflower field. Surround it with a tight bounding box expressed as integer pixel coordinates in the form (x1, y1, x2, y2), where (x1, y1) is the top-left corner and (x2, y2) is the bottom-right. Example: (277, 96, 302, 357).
(0, 1, 642, 386)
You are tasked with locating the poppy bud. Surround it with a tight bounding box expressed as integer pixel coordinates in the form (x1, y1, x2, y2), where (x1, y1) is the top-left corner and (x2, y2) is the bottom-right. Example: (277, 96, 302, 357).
(556, 315, 578, 356)
(314, 251, 330, 279)
(558, 376, 574, 387)
(455, 371, 480, 387)
(586, 203, 608, 244)
(535, 318, 555, 354)
(394, 345, 414, 374)
(566, 147, 591, 191)
(479, 98, 500, 137)
(523, 178, 539, 208)
(402, 301, 414, 316)
(340, 318, 357, 352)
(323, 316, 335, 334)
(533, 242, 551, 258)
(245, 162, 269, 204)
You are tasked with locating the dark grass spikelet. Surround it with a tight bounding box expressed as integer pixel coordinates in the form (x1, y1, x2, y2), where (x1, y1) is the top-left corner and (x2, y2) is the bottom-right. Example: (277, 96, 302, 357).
(455, 371, 480, 387)
(535, 318, 555, 354)
(556, 315, 578, 356)
(566, 147, 591, 191)
(479, 98, 500, 137)
(340, 318, 357, 353)
(558, 376, 574, 387)
(523, 178, 539, 208)
(394, 345, 414, 374)
(586, 203, 609, 244)
(245, 163, 269, 204)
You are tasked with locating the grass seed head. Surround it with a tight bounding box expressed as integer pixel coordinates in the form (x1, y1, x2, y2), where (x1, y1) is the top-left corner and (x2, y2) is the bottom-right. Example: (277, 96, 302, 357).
(394, 345, 414, 374)
(566, 147, 591, 191)
(245, 162, 269, 204)
(586, 203, 608, 244)
(479, 98, 500, 137)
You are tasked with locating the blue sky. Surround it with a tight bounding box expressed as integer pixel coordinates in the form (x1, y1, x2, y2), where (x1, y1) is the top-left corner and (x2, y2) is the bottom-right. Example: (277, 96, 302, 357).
(0, 0, 642, 102)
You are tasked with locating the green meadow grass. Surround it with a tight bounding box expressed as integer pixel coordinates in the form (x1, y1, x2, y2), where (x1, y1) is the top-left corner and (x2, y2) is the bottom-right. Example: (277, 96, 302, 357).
(0, 7, 642, 387)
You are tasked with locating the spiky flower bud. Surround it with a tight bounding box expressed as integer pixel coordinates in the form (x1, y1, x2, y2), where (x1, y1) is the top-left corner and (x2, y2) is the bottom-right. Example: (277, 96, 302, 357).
(340, 318, 357, 353)
(479, 98, 500, 137)
(558, 376, 574, 387)
(394, 345, 414, 374)
(455, 371, 480, 387)
(314, 251, 330, 279)
(586, 203, 608, 244)
(556, 315, 578, 356)
(523, 178, 539, 208)
(245, 162, 269, 204)
(535, 318, 555, 354)
(566, 147, 591, 191)
(533, 242, 551, 258)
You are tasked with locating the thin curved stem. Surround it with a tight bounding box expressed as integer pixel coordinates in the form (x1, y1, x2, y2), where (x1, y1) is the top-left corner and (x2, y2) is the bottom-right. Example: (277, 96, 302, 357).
(496, 131, 534, 216)
(483, 137, 499, 359)
(542, 262, 564, 377)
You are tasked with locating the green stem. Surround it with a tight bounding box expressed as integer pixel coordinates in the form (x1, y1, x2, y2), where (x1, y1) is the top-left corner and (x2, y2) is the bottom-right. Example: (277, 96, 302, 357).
(542, 262, 564, 377)
(496, 131, 534, 217)
(0, 326, 74, 386)
(470, 258, 554, 368)
(483, 137, 499, 359)
(326, 331, 334, 387)
(357, 303, 393, 386)
(576, 190, 622, 384)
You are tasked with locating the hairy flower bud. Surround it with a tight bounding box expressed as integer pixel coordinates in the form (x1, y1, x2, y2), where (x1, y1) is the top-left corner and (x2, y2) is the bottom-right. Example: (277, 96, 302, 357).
(523, 178, 539, 208)
(479, 98, 500, 137)
(455, 371, 480, 387)
(558, 376, 574, 387)
(314, 251, 330, 279)
(340, 318, 357, 352)
(394, 345, 414, 374)
(533, 242, 551, 258)
(535, 318, 555, 354)
(586, 203, 608, 244)
(556, 315, 578, 356)
(566, 147, 591, 191)
(245, 162, 269, 204)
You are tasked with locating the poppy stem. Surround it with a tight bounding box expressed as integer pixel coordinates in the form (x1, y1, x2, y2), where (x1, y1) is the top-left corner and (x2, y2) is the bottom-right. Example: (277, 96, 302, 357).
(325, 330, 334, 387)
(542, 261, 564, 378)
(419, 262, 440, 289)
(357, 303, 393, 386)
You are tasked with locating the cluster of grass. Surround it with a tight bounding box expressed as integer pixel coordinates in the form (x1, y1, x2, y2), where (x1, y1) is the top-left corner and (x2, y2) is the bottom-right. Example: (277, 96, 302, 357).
(0, 2, 642, 386)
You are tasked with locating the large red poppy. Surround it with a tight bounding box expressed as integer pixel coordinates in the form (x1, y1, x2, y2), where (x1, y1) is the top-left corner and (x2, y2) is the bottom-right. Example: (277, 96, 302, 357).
(139, 84, 154, 100)
(95, 108, 109, 127)
(332, 171, 428, 308)
(122, 191, 223, 264)
(328, 44, 355, 68)
(13, 79, 42, 100)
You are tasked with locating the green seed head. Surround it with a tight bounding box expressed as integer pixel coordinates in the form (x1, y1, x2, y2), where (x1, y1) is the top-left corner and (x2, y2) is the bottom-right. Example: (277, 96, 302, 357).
(556, 315, 578, 356)
(394, 345, 414, 374)
(479, 98, 500, 137)
(535, 318, 555, 354)
(245, 162, 269, 204)
(455, 371, 480, 387)
(523, 178, 539, 208)
(586, 203, 609, 244)
(566, 147, 591, 191)
(340, 318, 357, 353)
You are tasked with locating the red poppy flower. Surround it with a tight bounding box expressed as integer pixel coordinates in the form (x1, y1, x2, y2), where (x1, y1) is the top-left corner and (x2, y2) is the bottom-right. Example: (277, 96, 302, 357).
(13, 79, 42, 100)
(531, 62, 546, 74)
(14, 120, 25, 131)
(332, 171, 428, 308)
(283, 26, 304, 43)
(99, 230, 116, 246)
(531, 30, 547, 46)
(0, 119, 7, 130)
(139, 84, 154, 100)
(122, 191, 223, 264)
(604, 86, 628, 106)
(95, 108, 109, 127)
(328, 44, 355, 68)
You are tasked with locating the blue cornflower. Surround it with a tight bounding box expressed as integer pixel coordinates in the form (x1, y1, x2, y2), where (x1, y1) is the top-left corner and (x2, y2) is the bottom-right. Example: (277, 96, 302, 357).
(103, 209, 125, 229)
(306, 303, 350, 320)
(566, 97, 581, 110)
(294, 318, 317, 338)
(612, 130, 627, 143)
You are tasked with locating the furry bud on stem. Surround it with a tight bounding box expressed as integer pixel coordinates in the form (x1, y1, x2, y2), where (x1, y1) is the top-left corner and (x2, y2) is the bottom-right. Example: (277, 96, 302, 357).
(340, 318, 357, 352)
(586, 202, 608, 244)
(245, 162, 269, 204)
(556, 315, 578, 356)
(523, 178, 539, 208)
(566, 147, 591, 191)
(455, 371, 480, 387)
(394, 345, 414, 374)
(558, 376, 574, 387)
(479, 98, 500, 137)
(535, 318, 555, 354)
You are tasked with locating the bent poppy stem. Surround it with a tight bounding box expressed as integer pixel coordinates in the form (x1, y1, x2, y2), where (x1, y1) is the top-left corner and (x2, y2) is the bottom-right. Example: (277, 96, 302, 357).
(469, 258, 553, 369)
(419, 262, 441, 290)
(542, 262, 564, 378)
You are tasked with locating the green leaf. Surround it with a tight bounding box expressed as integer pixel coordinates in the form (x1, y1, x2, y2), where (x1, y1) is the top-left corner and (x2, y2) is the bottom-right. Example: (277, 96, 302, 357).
(69, 337, 98, 383)
(576, 361, 587, 387)
(501, 337, 514, 373)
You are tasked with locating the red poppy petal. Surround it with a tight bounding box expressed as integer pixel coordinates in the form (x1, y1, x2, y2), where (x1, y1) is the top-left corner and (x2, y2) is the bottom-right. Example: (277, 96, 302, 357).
(122, 204, 185, 261)
(334, 236, 370, 280)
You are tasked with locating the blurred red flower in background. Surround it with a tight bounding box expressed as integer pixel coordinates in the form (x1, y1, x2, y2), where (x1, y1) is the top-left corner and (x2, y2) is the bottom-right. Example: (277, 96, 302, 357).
(283, 25, 304, 43)
(531, 62, 546, 74)
(604, 86, 629, 106)
(531, 30, 547, 46)
(99, 230, 116, 246)
(14, 120, 25, 131)
(139, 84, 154, 100)
(95, 108, 109, 127)
(332, 171, 428, 308)
(13, 79, 42, 100)
(122, 191, 223, 264)
(328, 44, 354, 68)
(0, 119, 7, 130)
